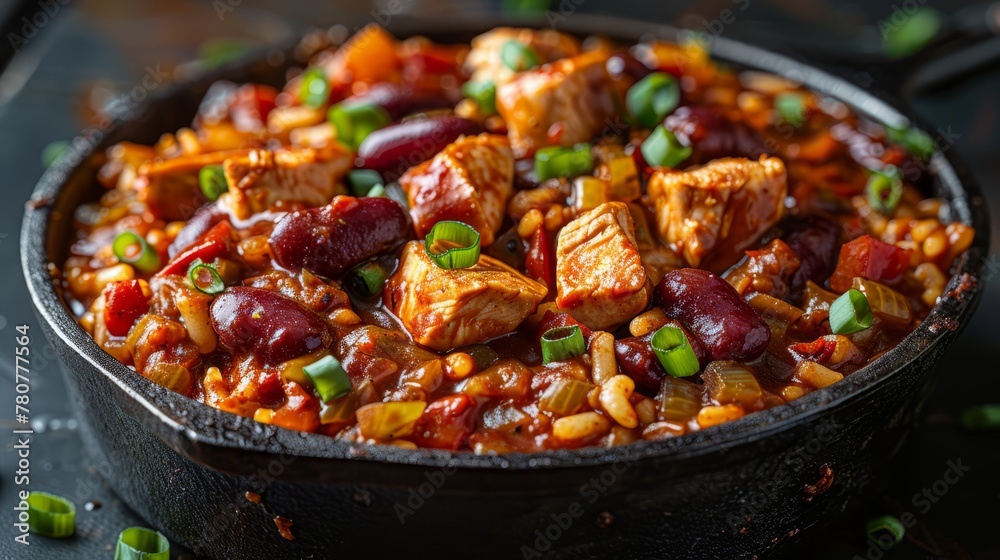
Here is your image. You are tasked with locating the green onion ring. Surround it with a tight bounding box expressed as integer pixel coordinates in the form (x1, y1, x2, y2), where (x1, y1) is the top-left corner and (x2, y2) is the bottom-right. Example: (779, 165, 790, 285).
(199, 165, 228, 201)
(424, 221, 481, 269)
(866, 515, 905, 547)
(112, 231, 161, 273)
(187, 259, 225, 295)
(540, 325, 586, 364)
(303, 355, 352, 403)
(650, 325, 700, 378)
(115, 527, 170, 560)
(27, 492, 75, 538)
(829, 288, 874, 335)
(866, 165, 904, 214)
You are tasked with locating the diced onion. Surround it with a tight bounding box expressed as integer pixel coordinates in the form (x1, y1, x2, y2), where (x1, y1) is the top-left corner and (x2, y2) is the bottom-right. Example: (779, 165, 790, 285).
(657, 377, 701, 421)
(539, 378, 594, 415)
(702, 361, 762, 407)
(355, 401, 426, 440)
(852, 277, 912, 327)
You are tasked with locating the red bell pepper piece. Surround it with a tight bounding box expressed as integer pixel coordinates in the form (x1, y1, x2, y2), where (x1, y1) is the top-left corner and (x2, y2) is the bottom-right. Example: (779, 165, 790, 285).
(525, 226, 556, 290)
(157, 221, 233, 277)
(103, 280, 149, 337)
(229, 83, 277, 131)
(829, 234, 911, 293)
(413, 394, 476, 450)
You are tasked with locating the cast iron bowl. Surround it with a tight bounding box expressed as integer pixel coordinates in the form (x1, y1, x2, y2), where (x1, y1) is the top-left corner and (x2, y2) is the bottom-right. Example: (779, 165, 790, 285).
(20, 14, 990, 560)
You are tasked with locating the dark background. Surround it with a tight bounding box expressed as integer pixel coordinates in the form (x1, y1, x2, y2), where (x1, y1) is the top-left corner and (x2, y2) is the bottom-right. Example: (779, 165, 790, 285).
(0, 1, 997, 558)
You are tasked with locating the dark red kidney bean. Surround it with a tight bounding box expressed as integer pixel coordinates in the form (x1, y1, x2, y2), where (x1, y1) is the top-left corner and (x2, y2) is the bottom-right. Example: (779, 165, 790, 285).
(269, 196, 410, 278)
(614, 320, 706, 396)
(356, 116, 484, 180)
(343, 82, 452, 121)
(606, 51, 652, 82)
(211, 287, 331, 365)
(654, 268, 770, 362)
(783, 216, 841, 292)
(663, 105, 768, 165)
(168, 202, 227, 258)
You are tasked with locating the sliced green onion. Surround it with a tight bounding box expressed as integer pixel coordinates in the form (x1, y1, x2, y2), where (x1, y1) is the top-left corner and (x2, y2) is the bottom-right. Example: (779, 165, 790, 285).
(462, 80, 497, 116)
(829, 288, 874, 335)
(640, 125, 692, 169)
(866, 515, 905, 546)
(298, 67, 330, 109)
(887, 126, 935, 160)
(534, 143, 594, 181)
(115, 527, 170, 560)
(626, 72, 680, 128)
(112, 231, 160, 273)
(650, 326, 700, 378)
(27, 492, 75, 538)
(352, 262, 388, 297)
(540, 326, 586, 365)
(187, 259, 225, 295)
(366, 184, 386, 197)
(42, 140, 69, 168)
(424, 221, 481, 269)
(866, 165, 903, 214)
(961, 404, 1000, 431)
(500, 39, 539, 72)
(500, 0, 549, 17)
(774, 92, 808, 128)
(347, 169, 383, 197)
(883, 7, 941, 59)
(303, 355, 352, 403)
(329, 102, 391, 150)
(199, 164, 228, 201)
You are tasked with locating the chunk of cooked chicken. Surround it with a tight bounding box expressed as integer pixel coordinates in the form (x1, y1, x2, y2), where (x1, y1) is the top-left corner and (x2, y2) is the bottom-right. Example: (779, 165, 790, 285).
(465, 27, 580, 87)
(385, 241, 547, 351)
(222, 143, 352, 219)
(556, 202, 652, 330)
(399, 134, 514, 246)
(133, 148, 250, 221)
(647, 156, 787, 272)
(496, 51, 615, 158)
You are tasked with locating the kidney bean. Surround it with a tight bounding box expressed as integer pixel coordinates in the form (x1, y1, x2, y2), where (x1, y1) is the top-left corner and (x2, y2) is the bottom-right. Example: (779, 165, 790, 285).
(525, 226, 555, 289)
(356, 116, 483, 179)
(269, 196, 410, 278)
(606, 51, 652, 82)
(413, 394, 477, 450)
(783, 215, 841, 292)
(614, 319, 706, 396)
(654, 268, 770, 362)
(210, 286, 332, 365)
(343, 82, 452, 121)
(663, 105, 768, 165)
(168, 202, 227, 258)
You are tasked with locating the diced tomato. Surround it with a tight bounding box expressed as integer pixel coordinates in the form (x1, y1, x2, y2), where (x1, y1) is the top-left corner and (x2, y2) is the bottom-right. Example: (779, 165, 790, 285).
(788, 337, 837, 364)
(157, 221, 233, 277)
(229, 84, 278, 131)
(829, 235, 911, 293)
(256, 369, 286, 407)
(525, 226, 556, 290)
(103, 280, 149, 337)
(268, 382, 320, 433)
(413, 394, 476, 450)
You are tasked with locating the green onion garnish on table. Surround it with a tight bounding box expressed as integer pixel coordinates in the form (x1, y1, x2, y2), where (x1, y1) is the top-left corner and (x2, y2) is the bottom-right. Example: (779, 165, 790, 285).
(883, 7, 941, 59)
(424, 221, 481, 269)
(303, 355, 352, 403)
(865, 515, 905, 546)
(534, 144, 594, 181)
(187, 259, 226, 295)
(500, 39, 539, 72)
(650, 325, 700, 378)
(112, 231, 160, 273)
(347, 169, 384, 197)
(961, 404, 1000, 431)
(626, 72, 680, 128)
(866, 165, 903, 214)
(540, 325, 587, 364)
(298, 67, 330, 109)
(115, 527, 170, 560)
(27, 492, 75, 538)
(640, 125, 691, 169)
(829, 288, 874, 335)
(329, 102, 391, 150)
(462, 80, 497, 116)
(199, 165, 228, 201)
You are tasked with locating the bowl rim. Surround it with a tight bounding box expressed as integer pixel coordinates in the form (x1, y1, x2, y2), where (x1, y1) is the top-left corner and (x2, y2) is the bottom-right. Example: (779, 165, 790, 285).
(20, 14, 990, 472)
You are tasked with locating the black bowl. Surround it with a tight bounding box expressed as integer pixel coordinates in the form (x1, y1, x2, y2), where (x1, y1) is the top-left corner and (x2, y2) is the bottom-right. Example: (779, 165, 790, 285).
(21, 15, 990, 560)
